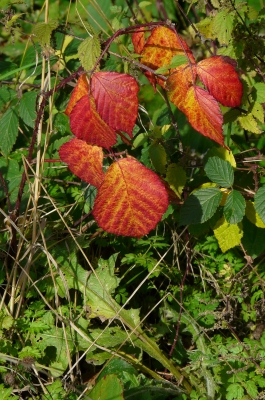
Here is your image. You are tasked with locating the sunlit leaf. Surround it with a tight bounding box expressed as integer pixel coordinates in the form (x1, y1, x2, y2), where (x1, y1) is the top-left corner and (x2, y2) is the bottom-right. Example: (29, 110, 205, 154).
(206, 146, 236, 168)
(224, 190, 246, 224)
(166, 63, 195, 111)
(78, 36, 101, 72)
(65, 74, 89, 116)
(70, 95, 117, 149)
(59, 138, 104, 188)
(93, 156, 169, 237)
(245, 200, 265, 228)
(238, 113, 262, 134)
(213, 217, 243, 253)
(196, 56, 243, 107)
(32, 20, 58, 47)
(212, 11, 236, 45)
(132, 31, 145, 54)
(204, 156, 234, 187)
(253, 82, 265, 103)
(91, 71, 139, 137)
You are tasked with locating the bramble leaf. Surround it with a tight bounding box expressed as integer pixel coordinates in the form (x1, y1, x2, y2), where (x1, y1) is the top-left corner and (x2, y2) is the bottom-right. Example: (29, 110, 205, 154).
(59, 138, 104, 188)
(70, 95, 117, 149)
(65, 74, 89, 116)
(132, 31, 145, 54)
(166, 64, 195, 111)
(224, 190, 246, 224)
(238, 113, 262, 134)
(212, 11, 236, 45)
(254, 186, 265, 223)
(0, 107, 19, 157)
(19, 92, 37, 128)
(91, 71, 139, 137)
(77, 36, 101, 72)
(149, 142, 167, 174)
(89, 374, 124, 400)
(92, 156, 169, 237)
(179, 187, 222, 225)
(245, 200, 265, 228)
(242, 218, 265, 259)
(196, 56, 243, 107)
(166, 164, 186, 198)
(213, 217, 243, 253)
(204, 156, 234, 187)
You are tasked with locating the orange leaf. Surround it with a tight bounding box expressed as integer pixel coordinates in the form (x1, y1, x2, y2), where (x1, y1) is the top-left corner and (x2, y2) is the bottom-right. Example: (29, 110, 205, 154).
(70, 95, 117, 149)
(184, 86, 224, 147)
(132, 31, 145, 54)
(196, 56, 243, 107)
(92, 156, 169, 237)
(59, 138, 104, 188)
(91, 72, 139, 137)
(166, 64, 196, 111)
(65, 74, 89, 116)
(140, 26, 195, 88)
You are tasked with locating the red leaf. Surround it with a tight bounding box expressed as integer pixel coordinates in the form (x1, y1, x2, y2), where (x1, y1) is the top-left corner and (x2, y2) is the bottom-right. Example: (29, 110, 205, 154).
(184, 86, 225, 147)
(70, 95, 117, 149)
(196, 56, 243, 107)
(59, 138, 105, 188)
(65, 74, 89, 116)
(132, 31, 145, 54)
(166, 64, 196, 111)
(92, 156, 169, 237)
(91, 72, 139, 137)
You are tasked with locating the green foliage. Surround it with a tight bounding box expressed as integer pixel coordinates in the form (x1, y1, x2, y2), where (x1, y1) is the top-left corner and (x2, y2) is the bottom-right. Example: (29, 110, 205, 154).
(1, 1, 265, 399)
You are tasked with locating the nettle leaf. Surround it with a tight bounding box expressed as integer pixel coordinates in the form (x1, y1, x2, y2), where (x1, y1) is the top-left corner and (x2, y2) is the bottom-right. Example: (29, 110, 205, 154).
(19, 91, 37, 127)
(92, 156, 169, 237)
(224, 190, 246, 224)
(204, 156, 234, 187)
(65, 74, 89, 116)
(149, 142, 167, 174)
(59, 138, 104, 188)
(0, 106, 19, 157)
(32, 20, 58, 47)
(78, 36, 101, 72)
(91, 71, 139, 137)
(70, 95, 117, 149)
(213, 217, 243, 253)
(166, 164, 186, 198)
(254, 186, 265, 224)
(196, 56, 243, 107)
(179, 187, 222, 225)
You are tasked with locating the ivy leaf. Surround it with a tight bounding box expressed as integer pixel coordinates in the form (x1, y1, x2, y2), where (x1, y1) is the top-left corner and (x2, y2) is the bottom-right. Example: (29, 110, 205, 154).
(59, 138, 105, 188)
(92, 156, 169, 237)
(213, 217, 243, 253)
(89, 374, 123, 400)
(149, 142, 167, 174)
(196, 56, 243, 107)
(65, 74, 89, 117)
(19, 92, 37, 128)
(204, 156, 234, 187)
(166, 164, 186, 198)
(91, 71, 139, 137)
(70, 95, 117, 149)
(179, 187, 222, 225)
(224, 190, 246, 224)
(0, 107, 19, 157)
(32, 20, 58, 47)
(77, 36, 101, 72)
(254, 186, 265, 224)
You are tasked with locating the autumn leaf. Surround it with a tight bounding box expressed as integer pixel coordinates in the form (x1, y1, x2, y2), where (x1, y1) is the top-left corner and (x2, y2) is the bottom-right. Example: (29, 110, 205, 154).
(59, 138, 104, 188)
(92, 156, 169, 237)
(70, 95, 117, 149)
(166, 64, 196, 111)
(132, 31, 145, 54)
(196, 56, 243, 107)
(65, 74, 89, 116)
(91, 72, 139, 137)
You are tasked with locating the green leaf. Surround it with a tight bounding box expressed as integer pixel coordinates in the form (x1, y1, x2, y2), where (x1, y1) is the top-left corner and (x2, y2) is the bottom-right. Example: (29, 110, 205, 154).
(89, 374, 124, 400)
(0, 107, 19, 157)
(19, 92, 37, 128)
(166, 163, 186, 198)
(179, 188, 222, 225)
(149, 142, 167, 174)
(0, 87, 17, 111)
(242, 218, 265, 258)
(212, 10, 236, 45)
(224, 190, 246, 224)
(213, 217, 243, 253)
(253, 82, 265, 103)
(78, 36, 101, 71)
(254, 186, 265, 224)
(226, 383, 244, 400)
(238, 113, 262, 134)
(206, 146, 236, 168)
(204, 156, 234, 188)
(250, 101, 264, 123)
(245, 200, 265, 228)
(32, 20, 58, 47)
(155, 55, 188, 74)
(245, 380, 258, 398)
(0, 384, 17, 400)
